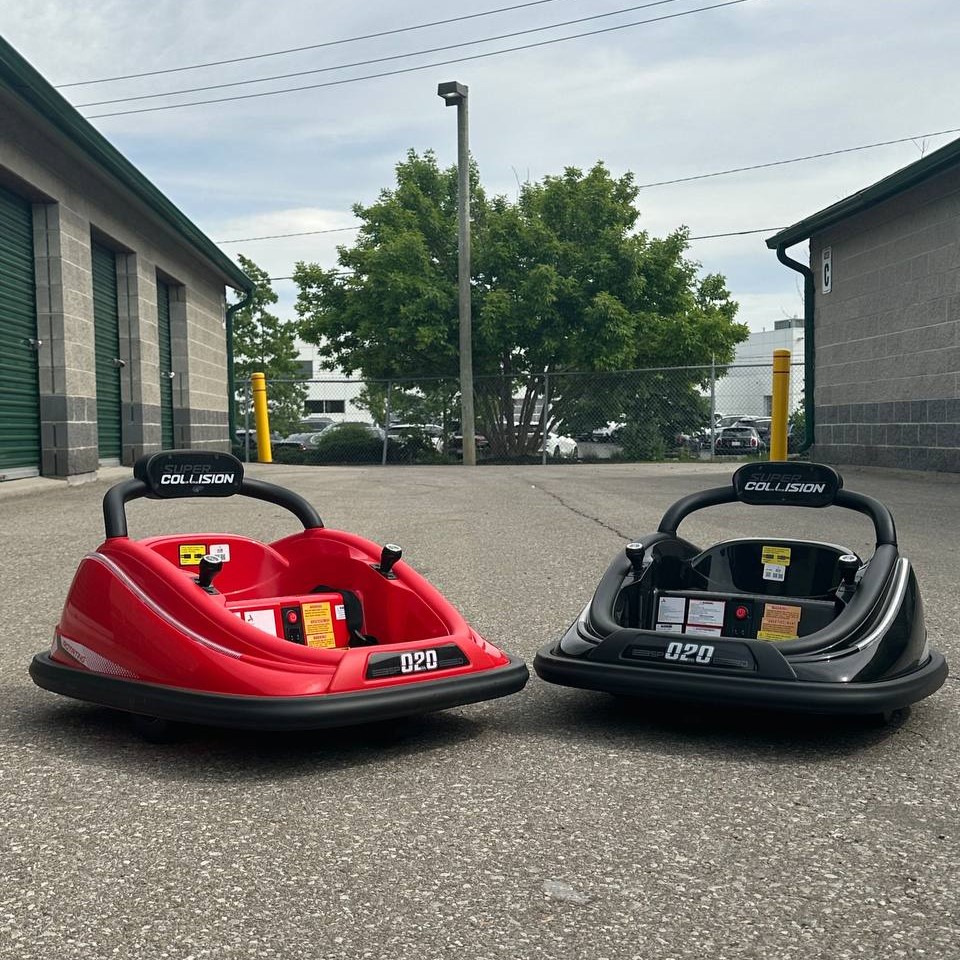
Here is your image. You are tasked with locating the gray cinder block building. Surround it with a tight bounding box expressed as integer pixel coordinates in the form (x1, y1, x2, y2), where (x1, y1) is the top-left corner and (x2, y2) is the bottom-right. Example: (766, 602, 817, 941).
(767, 138, 960, 472)
(0, 36, 252, 482)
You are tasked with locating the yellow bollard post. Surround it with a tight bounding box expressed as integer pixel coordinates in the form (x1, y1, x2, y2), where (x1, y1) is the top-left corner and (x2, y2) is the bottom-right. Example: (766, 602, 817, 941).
(250, 372, 273, 463)
(769, 349, 791, 462)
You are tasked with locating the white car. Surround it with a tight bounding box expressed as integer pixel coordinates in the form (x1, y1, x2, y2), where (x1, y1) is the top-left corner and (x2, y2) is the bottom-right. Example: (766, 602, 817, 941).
(541, 431, 579, 459)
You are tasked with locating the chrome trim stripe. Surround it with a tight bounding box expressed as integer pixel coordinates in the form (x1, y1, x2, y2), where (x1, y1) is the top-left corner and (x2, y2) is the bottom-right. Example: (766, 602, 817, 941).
(853, 558, 910, 652)
(86, 552, 243, 659)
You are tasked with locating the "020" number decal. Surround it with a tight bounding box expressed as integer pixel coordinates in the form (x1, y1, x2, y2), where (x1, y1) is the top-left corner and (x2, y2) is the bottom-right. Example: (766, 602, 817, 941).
(399, 649, 440, 674)
(664, 641, 715, 664)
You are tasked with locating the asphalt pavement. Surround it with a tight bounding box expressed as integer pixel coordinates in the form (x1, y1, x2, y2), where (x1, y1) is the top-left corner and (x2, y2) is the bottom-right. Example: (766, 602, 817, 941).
(1, 460, 957, 959)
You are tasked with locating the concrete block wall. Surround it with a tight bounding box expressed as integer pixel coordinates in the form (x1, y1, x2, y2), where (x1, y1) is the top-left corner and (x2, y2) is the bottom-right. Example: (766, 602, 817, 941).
(33, 201, 98, 479)
(811, 163, 960, 471)
(0, 88, 233, 479)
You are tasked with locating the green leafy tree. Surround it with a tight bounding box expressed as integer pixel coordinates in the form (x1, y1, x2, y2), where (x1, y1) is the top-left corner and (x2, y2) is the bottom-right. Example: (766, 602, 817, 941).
(231, 254, 306, 437)
(294, 152, 748, 457)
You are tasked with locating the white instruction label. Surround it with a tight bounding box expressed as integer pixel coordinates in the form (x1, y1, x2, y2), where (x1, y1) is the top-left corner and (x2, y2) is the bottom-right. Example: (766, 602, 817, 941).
(334, 604, 346, 620)
(684, 624, 722, 637)
(242, 609, 278, 637)
(655, 622, 684, 634)
(763, 563, 786, 582)
(687, 598, 725, 627)
(209, 543, 231, 562)
(657, 596, 686, 623)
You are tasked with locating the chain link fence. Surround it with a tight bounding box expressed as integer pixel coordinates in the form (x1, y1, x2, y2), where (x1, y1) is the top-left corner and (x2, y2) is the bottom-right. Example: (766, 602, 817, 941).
(237, 362, 803, 466)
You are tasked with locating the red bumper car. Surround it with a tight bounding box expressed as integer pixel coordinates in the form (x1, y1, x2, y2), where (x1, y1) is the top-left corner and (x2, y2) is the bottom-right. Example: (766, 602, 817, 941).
(30, 450, 527, 733)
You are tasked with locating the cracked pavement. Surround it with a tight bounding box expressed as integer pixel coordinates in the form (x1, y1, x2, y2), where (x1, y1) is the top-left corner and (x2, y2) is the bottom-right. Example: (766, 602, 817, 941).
(1, 461, 957, 959)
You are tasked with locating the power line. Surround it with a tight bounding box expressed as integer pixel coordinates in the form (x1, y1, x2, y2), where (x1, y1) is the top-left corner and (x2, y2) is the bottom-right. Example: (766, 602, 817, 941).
(265, 272, 354, 282)
(56, 0, 574, 88)
(687, 227, 781, 239)
(213, 124, 960, 244)
(75, 0, 686, 108)
(85, 0, 758, 119)
(637, 126, 960, 187)
(218, 226, 361, 244)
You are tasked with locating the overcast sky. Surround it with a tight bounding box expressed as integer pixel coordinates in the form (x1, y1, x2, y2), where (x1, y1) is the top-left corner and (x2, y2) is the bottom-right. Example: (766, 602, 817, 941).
(3, 0, 958, 339)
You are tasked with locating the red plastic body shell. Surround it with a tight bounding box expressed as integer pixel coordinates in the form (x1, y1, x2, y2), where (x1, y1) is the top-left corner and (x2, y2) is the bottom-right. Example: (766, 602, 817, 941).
(52, 527, 509, 698)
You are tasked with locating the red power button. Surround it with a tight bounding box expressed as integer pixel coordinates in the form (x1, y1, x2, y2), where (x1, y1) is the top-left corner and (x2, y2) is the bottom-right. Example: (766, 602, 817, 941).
(286, 610, 299, 624)
(735, 605, 750, 620)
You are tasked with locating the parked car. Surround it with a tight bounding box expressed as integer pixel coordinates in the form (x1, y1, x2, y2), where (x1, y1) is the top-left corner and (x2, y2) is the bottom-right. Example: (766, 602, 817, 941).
(574, 422, 625, 460)
(233, 428, 283, 460)
(319, 421, 385, 441)
(273, 430, 329, 451)
(714, 424, 764, 455)
(540, 431, 579, 459)
(297, 416, 334, 432)
(387, 423, 444, 450)
(444, 423, 490, 456)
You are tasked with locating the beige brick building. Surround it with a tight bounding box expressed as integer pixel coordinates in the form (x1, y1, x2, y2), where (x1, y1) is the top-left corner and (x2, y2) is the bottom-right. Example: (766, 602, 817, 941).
(0, 36, 252, 482)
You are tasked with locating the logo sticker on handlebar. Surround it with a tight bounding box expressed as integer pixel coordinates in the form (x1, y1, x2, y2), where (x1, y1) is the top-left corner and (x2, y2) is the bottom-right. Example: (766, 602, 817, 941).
(733, 462, 841, 507)
(134, 450, 244, 499)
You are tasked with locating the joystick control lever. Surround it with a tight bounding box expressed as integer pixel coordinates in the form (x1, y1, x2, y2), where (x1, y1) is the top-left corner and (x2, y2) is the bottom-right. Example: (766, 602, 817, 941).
(835, 554, 860, 605)
(376, 543, 403, 579)
(196, 554, 223, 594)
(625, 542, 646, 580)
(624, 542, 646, 628)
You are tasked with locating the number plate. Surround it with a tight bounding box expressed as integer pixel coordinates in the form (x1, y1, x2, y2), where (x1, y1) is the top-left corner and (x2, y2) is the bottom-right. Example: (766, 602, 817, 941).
(623, 640, 757, 672)
(365, 643, 469, 680)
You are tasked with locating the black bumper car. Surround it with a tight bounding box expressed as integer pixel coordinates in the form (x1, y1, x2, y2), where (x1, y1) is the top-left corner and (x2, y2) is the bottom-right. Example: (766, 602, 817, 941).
(534, 462, 948, 716)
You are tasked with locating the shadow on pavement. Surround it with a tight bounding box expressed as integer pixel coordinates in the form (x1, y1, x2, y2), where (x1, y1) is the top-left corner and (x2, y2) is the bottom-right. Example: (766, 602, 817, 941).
(11, 685, 487, 783)
(511, 679, 919, 759)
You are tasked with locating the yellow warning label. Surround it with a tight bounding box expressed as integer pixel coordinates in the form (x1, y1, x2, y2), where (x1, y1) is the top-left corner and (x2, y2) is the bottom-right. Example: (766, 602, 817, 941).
(761, 545, 792, 566)
(302, 601, 336, 649)
(757, 629, 797, 642)
(759, 602, 801, 641)
(179, 543, 206, 566)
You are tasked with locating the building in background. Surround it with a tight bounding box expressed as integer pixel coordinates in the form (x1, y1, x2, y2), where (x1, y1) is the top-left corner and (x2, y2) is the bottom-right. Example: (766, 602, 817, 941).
(768, 137, 960, 472)
(0, 36, 251, 482)
(292, 347, 377, 425)
(713, 318, 804, 418)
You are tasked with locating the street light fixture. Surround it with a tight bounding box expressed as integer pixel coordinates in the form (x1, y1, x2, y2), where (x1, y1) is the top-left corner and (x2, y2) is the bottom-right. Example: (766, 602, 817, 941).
(437, 80, 476, 467)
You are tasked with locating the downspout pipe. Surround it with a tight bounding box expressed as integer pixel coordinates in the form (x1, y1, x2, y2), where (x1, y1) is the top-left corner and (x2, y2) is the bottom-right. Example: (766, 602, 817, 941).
(775, 243, 815, 453)
(225, 281, 256, 444)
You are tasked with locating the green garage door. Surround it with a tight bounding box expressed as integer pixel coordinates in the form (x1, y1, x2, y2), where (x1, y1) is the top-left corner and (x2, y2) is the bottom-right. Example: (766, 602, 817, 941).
(0, 185, 40, 478)
(92, 241, 122, 461)
(157, 278, 174, 449)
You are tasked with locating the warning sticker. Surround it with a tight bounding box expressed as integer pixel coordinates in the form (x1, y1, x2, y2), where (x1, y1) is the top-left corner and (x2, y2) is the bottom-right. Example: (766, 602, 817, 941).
(655, 622, 684, 634)
(687, 598, 725, 628)
(334, 604, 346, 621)
(302, 600, 337, 649)
(179, 543, 206, 566)
(761, 545, 792, 566)
(757, 602, 802, 641)
(684, 624, 722, 638)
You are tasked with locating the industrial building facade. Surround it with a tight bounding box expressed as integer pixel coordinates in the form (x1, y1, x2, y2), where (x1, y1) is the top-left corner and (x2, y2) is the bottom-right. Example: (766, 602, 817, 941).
(768, 139, 960, 473)
(0, 36, 251, 482)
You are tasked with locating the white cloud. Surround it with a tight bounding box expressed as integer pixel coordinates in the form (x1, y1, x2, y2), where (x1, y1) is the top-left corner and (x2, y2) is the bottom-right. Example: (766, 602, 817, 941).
(3, 0, 957, 349)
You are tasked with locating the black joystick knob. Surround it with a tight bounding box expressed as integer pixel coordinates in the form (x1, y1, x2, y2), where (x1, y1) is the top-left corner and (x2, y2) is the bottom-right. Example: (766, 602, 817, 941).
(377, 543, 403, 578)
(197, 554, 223, 593)
(838, 554, 860, 586)
(625, 542, 646, 579)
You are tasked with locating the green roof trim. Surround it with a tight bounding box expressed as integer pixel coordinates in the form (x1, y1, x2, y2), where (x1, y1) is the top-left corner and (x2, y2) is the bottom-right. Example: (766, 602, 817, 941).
(766, 135, 960, 249)
(0, 35, 253, 293)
